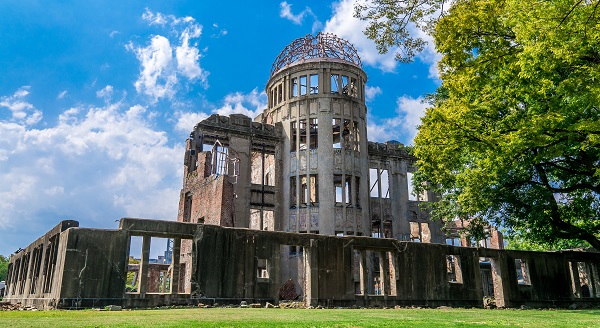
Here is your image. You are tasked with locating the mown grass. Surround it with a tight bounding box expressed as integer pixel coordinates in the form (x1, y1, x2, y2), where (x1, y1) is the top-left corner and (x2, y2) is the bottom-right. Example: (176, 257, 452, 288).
(1, 307, 599, 327)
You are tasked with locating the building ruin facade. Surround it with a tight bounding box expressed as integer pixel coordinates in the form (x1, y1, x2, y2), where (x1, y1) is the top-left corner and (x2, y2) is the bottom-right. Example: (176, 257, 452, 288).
(4, 34, 600, 309)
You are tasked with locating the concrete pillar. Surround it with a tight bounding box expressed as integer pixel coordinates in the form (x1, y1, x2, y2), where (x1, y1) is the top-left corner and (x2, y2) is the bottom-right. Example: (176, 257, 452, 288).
(171, 238, 181, 294)
(380, 251, 390, 300)
(359, 250, 368, 298)
(304, 239, 319, 307)
(139, 235, 151, 297)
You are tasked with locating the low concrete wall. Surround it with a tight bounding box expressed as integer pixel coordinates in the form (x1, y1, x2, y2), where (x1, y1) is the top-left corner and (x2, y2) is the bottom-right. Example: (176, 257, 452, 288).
(6, 218, 600, 309)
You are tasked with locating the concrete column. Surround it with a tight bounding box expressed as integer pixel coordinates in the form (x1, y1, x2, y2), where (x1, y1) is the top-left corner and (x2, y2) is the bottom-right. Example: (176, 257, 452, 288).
(139, 235, 151, 297)
(570, 261, 582, 298)
(380, 251, 390, 300)
(490, 257, 509, 308)
(359, 250, 368, 297)
(304, 240, 319, 307)
(171, 238, 181, 294)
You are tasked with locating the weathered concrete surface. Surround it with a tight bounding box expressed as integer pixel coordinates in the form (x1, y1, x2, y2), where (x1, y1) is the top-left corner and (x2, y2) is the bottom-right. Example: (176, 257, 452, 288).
(5, 218, 600, 309)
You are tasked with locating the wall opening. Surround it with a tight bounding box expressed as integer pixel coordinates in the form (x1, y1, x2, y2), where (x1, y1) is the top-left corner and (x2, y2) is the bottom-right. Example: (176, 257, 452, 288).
(299, 119, 307, 150)
(331, 74, 339, 94)
(334, 174, 343, 205)
(447, 255, 463, 283)
(300, 75, 307, 95)
(148, 237, 172, 293)
(257, 258, 269, 279)
(570, 261, 600, 298)
(126, 236, 143, 293)
(292, 77, 298, 97)
(251, 151, 276, 186)
(514, 259, 531, 286)
(332, 118, 342, 148)
(280, 245, 305, 301)
(310, 74, 318, 94)
(309, 118, 318, 149)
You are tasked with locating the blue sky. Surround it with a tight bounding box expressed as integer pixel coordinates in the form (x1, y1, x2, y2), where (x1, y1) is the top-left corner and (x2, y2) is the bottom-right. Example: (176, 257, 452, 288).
(0, 0, 439, 256)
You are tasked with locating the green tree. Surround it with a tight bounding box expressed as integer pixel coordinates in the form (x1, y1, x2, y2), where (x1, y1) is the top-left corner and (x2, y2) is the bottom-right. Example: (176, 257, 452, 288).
(0, 255, 8, 281)
(357, 0, 600, 250)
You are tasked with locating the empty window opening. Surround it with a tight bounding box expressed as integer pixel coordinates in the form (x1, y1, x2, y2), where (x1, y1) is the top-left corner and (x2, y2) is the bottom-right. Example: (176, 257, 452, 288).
(309, 74, 318, 94)
(281, 245, 305, 300)
(383, 221, 392, 239)
(309, 118, 318, 149)
(299, 119, 307, 150)
(126, 236, 143, 293)
(480, 257, 495, 297)
(447, 255, 463, 283)
(43, 235, 60, 294)
(370, 168, 390, 198)
(570, 261, 600, 298)
(343, 120, 352, 150)
(515, 259, 531, 285)
(250, 209, 274, 230)
(211, 140, 239, 177)
(353, 121, 360, 151)
(291, 77, 298, 97)
(251, 152, 276, 186)
(299, 75, 307, 95)
(407, 172, 417, 201)
(182, 192, 192, 223)
(29, 246, 43, 294)
(278, 84, 283, 103)
(345, 175, 353, 205)
(334, 174, 343, 204)
(446, 237, 462, 246)
(332, 118, 342, 148)
(341, 75, 349, 95)
(349, 77, 357, 97)
(410, 222, 421, 242)
(290, 121, 297, 152)
(257, 259, 269, 279)
(331, 74, 339, 93)
(290, 177, 297, 207)
(371, 220, 381, 238)
(147, 237, 173, 293)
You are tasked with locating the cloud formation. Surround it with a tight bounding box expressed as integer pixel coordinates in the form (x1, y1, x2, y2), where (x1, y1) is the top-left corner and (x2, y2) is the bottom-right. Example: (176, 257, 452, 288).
(128, 9, 208, 103)
(213, 88, 267, 119)
(367, 95, 428, 144)
(0, 87, 183, 253)
(0, 86, 43, 125)
(279, 2, 323, 33)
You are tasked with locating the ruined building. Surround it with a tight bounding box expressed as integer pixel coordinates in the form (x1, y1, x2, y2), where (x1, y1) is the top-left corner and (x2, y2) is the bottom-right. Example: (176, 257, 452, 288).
(4, 34, 600, 309)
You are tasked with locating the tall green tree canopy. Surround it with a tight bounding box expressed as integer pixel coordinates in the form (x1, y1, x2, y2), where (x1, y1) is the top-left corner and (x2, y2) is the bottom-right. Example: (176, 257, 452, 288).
(357, 0, 600, 250)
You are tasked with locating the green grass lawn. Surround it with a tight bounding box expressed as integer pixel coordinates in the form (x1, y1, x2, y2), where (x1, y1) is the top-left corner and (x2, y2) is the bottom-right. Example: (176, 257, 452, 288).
(1, 307, 599, 327)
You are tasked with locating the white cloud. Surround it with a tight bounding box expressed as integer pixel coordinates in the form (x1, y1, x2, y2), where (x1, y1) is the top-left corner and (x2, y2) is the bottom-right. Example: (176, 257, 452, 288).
(109, 30, 120, 38)
(174, 111, 208, 134)
(96, 85, 114, 101)
(365, 85, 382, 102)
(57, 90, 68, 99)
(324, 0, 441, 77)
(324, 0, 397, 72)
(213, 88, 267, 119)
(279, 2, 322, 33)
(367, 95, 428, 144)
(0, 93, 184, 254)
(0, 86, 43, 125)
(211, 23, 228, 38)
(129, 9, 207, 103)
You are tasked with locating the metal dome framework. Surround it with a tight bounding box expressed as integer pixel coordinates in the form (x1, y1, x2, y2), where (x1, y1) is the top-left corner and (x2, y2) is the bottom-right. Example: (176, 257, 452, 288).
(271, 33, 362, 76)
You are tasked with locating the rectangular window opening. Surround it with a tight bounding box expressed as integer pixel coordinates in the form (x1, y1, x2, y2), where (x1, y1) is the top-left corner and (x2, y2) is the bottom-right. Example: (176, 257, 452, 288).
(515, 259, 531, 286)
(257, 259, 269, 279)
(369, 168, 379, 197)
(447, 255, 463, 283)
(309, 74, 318, 94)
(290, 177, 297, 208)
(332, 118, 342, 148)
(299, 119, 307, 150)
(126, 236, 143, 293)
(309, 118, 318, 149)
(292, 77, 298, 97)
(331, 74, 339, 94)
(345, 175, 353, 205)
(334, 174, 343, 205)
(300, 75, 307, 95)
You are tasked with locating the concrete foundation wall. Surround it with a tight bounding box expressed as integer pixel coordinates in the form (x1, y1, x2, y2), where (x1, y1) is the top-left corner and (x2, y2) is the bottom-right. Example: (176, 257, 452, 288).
(6, 218, 600, 309)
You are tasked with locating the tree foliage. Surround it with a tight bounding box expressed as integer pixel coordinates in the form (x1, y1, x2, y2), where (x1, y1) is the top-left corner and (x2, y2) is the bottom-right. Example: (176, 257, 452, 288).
(0, 255, 8, 282)
(357, 0, 600, 250)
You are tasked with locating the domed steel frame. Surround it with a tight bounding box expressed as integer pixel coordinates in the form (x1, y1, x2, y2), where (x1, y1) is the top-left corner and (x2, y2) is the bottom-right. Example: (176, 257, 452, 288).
(270, 33, 362, 76)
